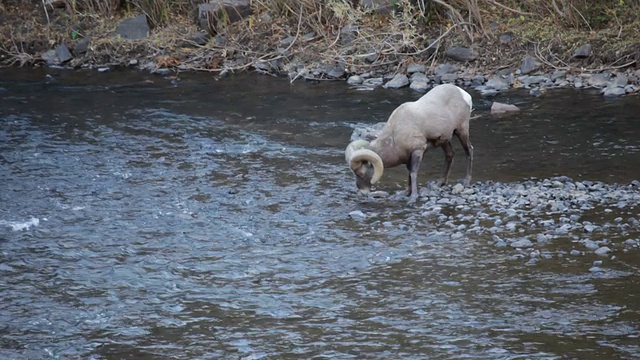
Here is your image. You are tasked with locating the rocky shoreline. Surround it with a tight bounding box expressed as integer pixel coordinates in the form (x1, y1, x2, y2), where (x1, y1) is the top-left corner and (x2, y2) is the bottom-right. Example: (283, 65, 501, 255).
(349, 177, 640, 269)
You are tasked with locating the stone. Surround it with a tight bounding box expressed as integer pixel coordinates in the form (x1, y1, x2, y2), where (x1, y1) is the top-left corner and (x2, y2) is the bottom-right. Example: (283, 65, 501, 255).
(347, 75, 364, 85)
(406, 63, 426, 74)
(451, 183, 464, 194)
(74, 37, 91, 55)
(594, 246, 612, 256)
(485, 76, 509, 91)
(365, 52, 379, 64)
(587, 73, 610, 88)
(511, 239, 534, 248)
(197, 0, 252, 35)
(445, 46, 478, 62)
(340, 24, 358, 45)
(435, 63, 458, 76)
(348, 210, 366, 219)
(55, 44, 73, 63)
(323, 65, 345, 79)
(520, 75, 549, 87)
(602, 87, 626, 97)
(362, 77, 384, 88)
(572, 43, 592, 59)
(41, 50, 59, 65)
(491, 102, 520, 114)
(116, 15, 150, 40)
(383, 74, 409, 89)
(520, 55, 540, 75)
(612, 73, 628, 87)
(190, 32, 210, 46)
(409, 73, 430, 92)
(551, 70, 567, 81)
(499, 32, 513, 44)
(440, 73, 458, 83)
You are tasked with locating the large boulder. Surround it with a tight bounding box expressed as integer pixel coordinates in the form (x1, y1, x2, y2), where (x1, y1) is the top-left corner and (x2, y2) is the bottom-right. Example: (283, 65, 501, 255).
(116, 15, 150, 40)
(197, 0, 252, 35)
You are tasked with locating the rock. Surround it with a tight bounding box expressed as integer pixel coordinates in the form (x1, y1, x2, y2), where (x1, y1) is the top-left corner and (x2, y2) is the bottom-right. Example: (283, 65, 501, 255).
(435, 63, 458, 76)
(520, 75, 549, 87)
(409, 73, 430, 92)
(323, 65, 345, 79)
(350, 122, 386, 142)
(572, 43, 592, 59)
(347, 75, 364, 85)
(624, 239, 638, 247)
(197, 0, 252, 35)
(445, 47, 478, 62)
(570, 249, 582, 256)
(485, 76, 509, 91)
(587, 73, 610, 88)
(152, 68, 172, 76)
(383, 74, 409, 89)
(190, 32, 210, 46)
(451, 183, 464, 194)
(97, 67, 111, 72)
(365, 51, 379, 64)
(41, 50, 59, 65)
(74, 37, 91, 55)
(348, 210, 366, 219)
(491, 102, 520, 114)
(551, 70, 567, 81)
(612, 73, 628, 87)
(440, 73, 458, 83)
(602, 87, 626, 97)
(511, 239, 534, 248)
(116, 15, 150, 40)
(340, 24, 358, 45)
(581, 239, 599, 249)
(128, 59, 138, 66)
(529, 87, 546, 97)
(594, 246, 612, 256)
(471, 75, 485, 86)
(55, 44, 73, 63)
(520, 55, 540, 75)
(362, 77, 384, 88)
(499, 32, 513, 44)
(407, 63, 426, 74)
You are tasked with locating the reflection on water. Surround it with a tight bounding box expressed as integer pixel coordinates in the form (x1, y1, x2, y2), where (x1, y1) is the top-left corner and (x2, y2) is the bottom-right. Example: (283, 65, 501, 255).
(0, 68, 639, 359)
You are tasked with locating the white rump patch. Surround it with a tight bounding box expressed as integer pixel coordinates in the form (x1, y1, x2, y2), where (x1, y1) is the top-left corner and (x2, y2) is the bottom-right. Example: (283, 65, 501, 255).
(457, 87, 473, 109)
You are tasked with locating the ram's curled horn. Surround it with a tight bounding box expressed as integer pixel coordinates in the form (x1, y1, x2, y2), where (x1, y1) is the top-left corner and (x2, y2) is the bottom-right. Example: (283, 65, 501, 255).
(344, 139, 369, 164)
(349, 149, 384, 185)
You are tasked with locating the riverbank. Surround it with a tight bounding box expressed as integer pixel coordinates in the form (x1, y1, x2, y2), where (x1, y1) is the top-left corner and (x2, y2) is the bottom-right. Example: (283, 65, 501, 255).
(1, 0, 639, 97)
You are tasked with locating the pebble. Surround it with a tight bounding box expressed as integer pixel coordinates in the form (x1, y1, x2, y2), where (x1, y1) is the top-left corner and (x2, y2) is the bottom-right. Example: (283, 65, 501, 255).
(511, 239, 534, 248)
(348, 210, 366, 219)
(594, 246, 612, 256)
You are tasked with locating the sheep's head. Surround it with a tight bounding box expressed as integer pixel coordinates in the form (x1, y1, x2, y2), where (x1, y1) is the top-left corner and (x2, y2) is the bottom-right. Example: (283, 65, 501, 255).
(344, 140, 384, 194)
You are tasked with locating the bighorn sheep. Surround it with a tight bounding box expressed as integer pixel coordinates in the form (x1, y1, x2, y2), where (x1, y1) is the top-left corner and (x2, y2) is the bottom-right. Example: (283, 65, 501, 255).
(345, 83, 473, 202)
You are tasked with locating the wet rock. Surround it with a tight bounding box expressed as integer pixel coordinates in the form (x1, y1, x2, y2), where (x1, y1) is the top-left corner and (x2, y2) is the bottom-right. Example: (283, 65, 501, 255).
(613, 73, 628, 87)
(594, 246, 612, 256)
(97, 67, 111, 72)
(362, 77, 384, 88)
(491, 102, 520, 114)
(529, 87, 546, 97)
(348, 210, 366, 219)
(581, 239, 599, 250)
(323, 65, 345, 79)
(624, 239, 638, 247)
(383, 74, 409, 89)
(451, 183, 464, 194)
(152, 68, 172, 76)
(347, 75, 364, 85)
(407, 63, 426, 74)
(511, 238, 534, 248)
(74, 37, 91, 55)
(602, 86, 626, 97)
(520, 55, 540, 75)
(350, 121, 386, 142)
(520, 75, 549, 87)
(409, 73, 430, 92)
(570, 249, 582, 256)
(484, 76, 509, 91)
(55, 44, 73, 64)
(197, 0, 252, 35)
(445, 47, 478, 62)
(116, 14, 150, 40)
(572, 43, 592, 59)
(41, 50, 59, 65)
(587, 73, 610, 88)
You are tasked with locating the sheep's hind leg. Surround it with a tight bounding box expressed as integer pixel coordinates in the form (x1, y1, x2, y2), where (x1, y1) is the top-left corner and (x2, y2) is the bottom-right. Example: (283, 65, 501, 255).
(456, 131, 474, 186)
(438, 141, 455, 186)
(407, 149, 424, 202)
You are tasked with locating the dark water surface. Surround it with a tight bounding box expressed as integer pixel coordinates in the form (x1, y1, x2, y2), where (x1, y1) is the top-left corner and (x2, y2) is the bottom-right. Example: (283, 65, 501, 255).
(1, 68, 639, 359)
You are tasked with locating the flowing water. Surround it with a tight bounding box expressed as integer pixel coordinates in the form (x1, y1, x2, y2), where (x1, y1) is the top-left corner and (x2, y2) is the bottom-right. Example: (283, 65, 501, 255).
(1, 68, 639, 360)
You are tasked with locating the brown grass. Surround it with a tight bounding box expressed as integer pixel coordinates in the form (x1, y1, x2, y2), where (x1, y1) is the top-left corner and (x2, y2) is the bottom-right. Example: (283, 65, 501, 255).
(0, 0, 638, 75)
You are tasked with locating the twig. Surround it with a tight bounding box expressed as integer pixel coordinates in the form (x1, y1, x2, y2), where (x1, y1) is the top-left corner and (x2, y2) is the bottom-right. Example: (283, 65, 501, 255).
(488, 0, 533, 16)
(41, 0, 51, 26)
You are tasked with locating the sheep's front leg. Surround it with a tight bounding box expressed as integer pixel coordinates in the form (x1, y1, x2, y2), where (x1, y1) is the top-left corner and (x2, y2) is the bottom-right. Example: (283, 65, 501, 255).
(407, 149, 424, 202)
